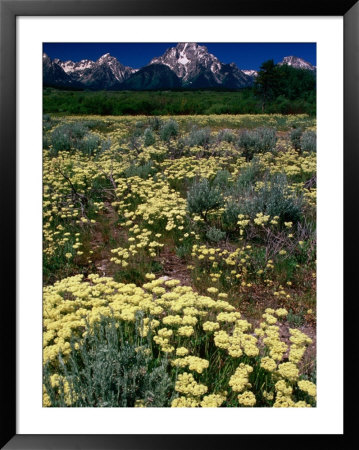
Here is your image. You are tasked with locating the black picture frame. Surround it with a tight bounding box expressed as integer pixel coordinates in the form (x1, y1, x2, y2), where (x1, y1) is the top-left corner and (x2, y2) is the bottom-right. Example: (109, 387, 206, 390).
(1, 0, 356, 448)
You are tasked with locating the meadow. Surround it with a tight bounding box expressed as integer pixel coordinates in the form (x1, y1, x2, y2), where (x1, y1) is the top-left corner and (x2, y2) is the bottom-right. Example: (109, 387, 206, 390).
(42, 113, 317, 408)
(43, 87, 316, 116)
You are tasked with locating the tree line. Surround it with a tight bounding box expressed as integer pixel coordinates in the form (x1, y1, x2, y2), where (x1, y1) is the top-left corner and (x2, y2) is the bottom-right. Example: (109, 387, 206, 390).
(43, 61, 316, 116)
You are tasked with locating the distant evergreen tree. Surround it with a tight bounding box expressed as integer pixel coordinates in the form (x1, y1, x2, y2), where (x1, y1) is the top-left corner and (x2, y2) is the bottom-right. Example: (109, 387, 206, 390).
(255, 60, 278, 112)
(254, 60, 316, 114)
(275, 65, 316, 101)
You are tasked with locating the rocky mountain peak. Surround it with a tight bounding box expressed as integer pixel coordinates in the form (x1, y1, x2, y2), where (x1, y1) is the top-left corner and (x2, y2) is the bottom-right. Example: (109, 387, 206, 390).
(43, 53, 75, 87)
(176, 42, 199, 52)
(97, 53, 115, 64)
(279, 55, 316, 71)
(242, 69, 258, 77)
(149, 42, 224, 83)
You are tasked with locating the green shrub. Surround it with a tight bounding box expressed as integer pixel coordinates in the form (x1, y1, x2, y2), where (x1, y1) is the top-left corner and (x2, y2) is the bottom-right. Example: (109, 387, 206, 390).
(43, 316, 174, 407)
(222, 201, 242, 231)
(43, 114, 57, 132)
(124, 161, 156, 179)
(185, 127, 212, 148)
(160, 119, 179, 142)
(43, 133, 51, 149)
(206, 226, 226, 243)
(212, 169, 231, 191)
(147, 116, 163, 131)
(238, 127, 277, 161)
(143, 127, 156, 146)
(217, 128, 235, 143)
(176, 242, 193, 259)
(50, 123, 85, 153)
(49, 121, 109, 156)
(290, 128, 303, 151)
(235, 159, 262, 192)
(301, 130, 316, 152)
(244, 173, 303, 225)
(187, 179, 224, 220)
(287, 309, 305, 327)
(134, 120, 146, 136)
(83, 119, 115, 133)
(78, 134, 102, 156)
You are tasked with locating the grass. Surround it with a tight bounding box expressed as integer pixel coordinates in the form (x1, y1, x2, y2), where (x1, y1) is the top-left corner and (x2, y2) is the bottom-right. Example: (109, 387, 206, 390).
(43, 88, 316, 116)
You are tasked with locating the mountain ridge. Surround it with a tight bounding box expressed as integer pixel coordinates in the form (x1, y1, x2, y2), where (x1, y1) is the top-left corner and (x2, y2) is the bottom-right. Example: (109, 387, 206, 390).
(278, 55, 316, 71)
(43, 45, 315, 90)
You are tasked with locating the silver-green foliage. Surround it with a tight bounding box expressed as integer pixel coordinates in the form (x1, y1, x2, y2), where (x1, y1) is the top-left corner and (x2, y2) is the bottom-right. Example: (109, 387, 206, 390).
(50, 122, 88, 153)
(43, 316, 174, 407)
(222, 201, 242, 232)
(212, 169, 231, 191)
(187, 179, 224, 220)
(217, 128, 235, 143)
(206, 226, 226, 243)
(238, 127, 277, 161)
(124, 161, 156, 179)
(147, 116, 163, 131)
(300, 130, 316, 152)
(159, 119, 179, 142)
(143, 127, 156, 146)
(43, 114, 58, 133)
(235, 159, 262, 193)
(49, 121, 109, 156)
(244, 173, 303, 225)
(185, 127, 212, 148)
(290, 128, 303, 151)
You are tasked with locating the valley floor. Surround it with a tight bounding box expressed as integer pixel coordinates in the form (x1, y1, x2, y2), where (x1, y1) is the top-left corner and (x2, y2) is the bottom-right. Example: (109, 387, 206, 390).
(42, 114, 317, 408)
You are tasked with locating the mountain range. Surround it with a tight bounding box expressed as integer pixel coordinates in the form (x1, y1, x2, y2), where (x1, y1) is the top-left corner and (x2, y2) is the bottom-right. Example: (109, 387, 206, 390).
(43, 43, 316, 91)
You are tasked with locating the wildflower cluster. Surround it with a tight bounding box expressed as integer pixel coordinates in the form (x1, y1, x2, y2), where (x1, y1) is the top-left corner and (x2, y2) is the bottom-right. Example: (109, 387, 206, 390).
(43, 273, 316, 408)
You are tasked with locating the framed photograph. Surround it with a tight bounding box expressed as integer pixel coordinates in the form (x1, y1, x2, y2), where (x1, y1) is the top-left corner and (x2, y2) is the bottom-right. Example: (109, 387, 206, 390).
(1, 0, 356, 448)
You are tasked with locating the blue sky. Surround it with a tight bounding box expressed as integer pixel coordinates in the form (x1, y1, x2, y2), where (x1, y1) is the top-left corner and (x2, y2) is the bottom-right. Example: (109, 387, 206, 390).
(43, 43, 316, 71)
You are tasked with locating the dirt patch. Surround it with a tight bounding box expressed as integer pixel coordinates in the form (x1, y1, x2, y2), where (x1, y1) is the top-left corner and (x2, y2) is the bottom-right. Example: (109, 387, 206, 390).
(159, 246, 193, 287)
(90, 201, 125, 277)
(277, 130, 290, 138)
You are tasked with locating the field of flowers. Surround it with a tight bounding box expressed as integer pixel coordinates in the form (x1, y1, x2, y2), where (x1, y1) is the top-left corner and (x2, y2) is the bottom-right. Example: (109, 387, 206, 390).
(42, 114, 317, 407)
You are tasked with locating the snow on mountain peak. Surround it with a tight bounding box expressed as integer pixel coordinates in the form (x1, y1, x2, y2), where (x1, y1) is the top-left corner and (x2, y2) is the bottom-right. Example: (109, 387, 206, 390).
(145, 42, 255, 88)
(97, 53, 117, 64)
(176, 42, 199, 52)
(242, 69, 258, 77)
(178, 54, 190, 65)
(279, 56, 316, 71)
(149, 42, 224, 82)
